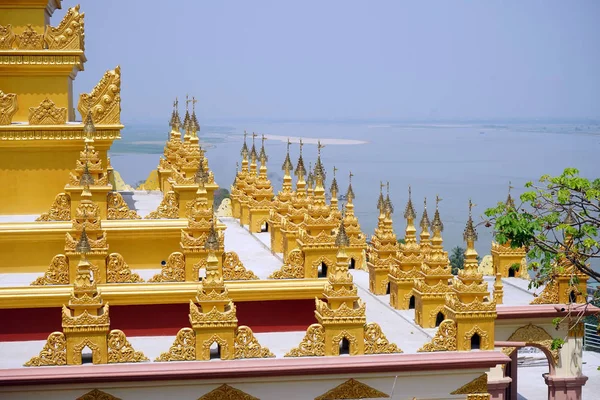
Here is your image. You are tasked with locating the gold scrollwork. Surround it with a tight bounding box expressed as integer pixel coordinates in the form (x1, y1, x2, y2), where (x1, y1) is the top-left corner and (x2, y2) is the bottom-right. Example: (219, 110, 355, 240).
(44, 5, 85, 51)
(24, 332, 67, 366)
(106, 253, 144, 283)
(36, 193, 71, 221)
(76, 389, 122, 400)
(107, 192, 141, 220)
(28, 98, 67, 125)
(451, 374, 488, 395)
(0, 90, 18, 125)
(418, 319, 458, 352)
(314, 379, 390, 400)
(78, 66, 121, 124)
(503, 323, 559, 364)
(149, 252, 185, 282)
(107, 329, 148, 363)
(223, 251, 259, 280)
(146, 191, 179, 219)
(31, 254, 70, 285)
(364, 323, 402, 354)
(155, 327, 196, 362)
(285, 323, 325, 357)
(234, 326, 274, 359)
(269, 248, 305, 279)
(0, 24, 16, 49)
(198, 384, 259, 400)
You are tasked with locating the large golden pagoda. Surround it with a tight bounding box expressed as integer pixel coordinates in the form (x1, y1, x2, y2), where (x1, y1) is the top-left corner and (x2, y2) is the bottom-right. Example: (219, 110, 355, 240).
(413, 196, 453, 328)
(268, 138, 294, 253)
(444, 200, 496, 351)
(297, 141, 338, 278)
(367, 182, 400, 295)
(248, 135, 274, 233)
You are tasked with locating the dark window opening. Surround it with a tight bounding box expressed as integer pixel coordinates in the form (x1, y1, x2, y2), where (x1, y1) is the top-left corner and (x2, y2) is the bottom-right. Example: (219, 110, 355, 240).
(209, 342, 221, 360)
(81, 346, 93, 364)
(339, 338, 350, 355)
(318, 262, 328, 278)
(471, 333, 481, 350)
(508, 268, 515, 278)
(435, 312, 445, 327)
(409, 295, 415, 309)
(386, 282, 390, 295)
(349, 258, 356, 270)
(569, 290, 577, 303)
(261, 222, 269, 232)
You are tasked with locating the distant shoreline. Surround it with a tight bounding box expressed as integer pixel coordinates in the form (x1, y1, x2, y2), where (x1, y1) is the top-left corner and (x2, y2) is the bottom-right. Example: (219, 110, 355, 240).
(264, 134, 367, 145)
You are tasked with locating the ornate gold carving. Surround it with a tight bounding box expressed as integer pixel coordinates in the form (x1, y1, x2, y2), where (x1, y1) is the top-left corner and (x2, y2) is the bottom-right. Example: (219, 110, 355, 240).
(78, 67, 121, 124)
(451, 374, 488, 395)
(269, 249, 305, 279)
(198, 384, 259, 400)
(285, 323, 325, 357)
(314, 379, 390, 400)
(107, 329, 148, 363)
(36, 193, 71, 221)
(503, 323, 559, 364)
(0, 91, 18, 125)
(0, 24, 16, 49)
(0, 128, 121, 142)
(31, 254, 69, 285)
(24, 332, 67, 367)
(222, 251, 259, 280)
(15, 25, 43, 49)
(149, 252, 185, 282)
(418, 319, 457, 352)
(28, 98, 67, 125)
(44, 5, 85, 51)
(107, 192, 141, 219)
(156, 328, 196, 362)
(146, 191, 179, 219)
(464, 326, 490, 350)
(364, 323, 402, 354)
(76, 389, 122, 400)
(106, 253, 144, 283)
(234, 326, 274, 358)
(531, 281, 560, 304)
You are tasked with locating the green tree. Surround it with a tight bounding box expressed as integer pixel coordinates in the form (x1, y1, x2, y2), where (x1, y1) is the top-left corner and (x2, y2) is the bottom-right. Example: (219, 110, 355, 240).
(449, 246, 465, 275)
(484, 168, 599, 290)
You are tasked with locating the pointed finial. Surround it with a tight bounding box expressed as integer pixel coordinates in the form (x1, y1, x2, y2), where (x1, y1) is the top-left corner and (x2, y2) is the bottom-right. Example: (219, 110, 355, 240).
(79, 162, 94, 188)
(330, 166, 339, 196)
(240, 131, 249, 159)
(76, 227, 92, 255)
(287, 137, 291, 152)
(250, 132, 258, 161)
(192, 96, 197, 112)
(333, 166, 338, 177)
(185, 94, 190, 111)
(385, 181, 395, 215)
(335, 218, 350, 248)
(299, 138, 304, 154)
(377, 181, 385, 211)
(83, 110, 96, 139)
(463, 199, 478, 242)
(431, 195, 444, 232)
(420, 197, 431, 230)
(346, 171, 355, 201)
(317, 140, 325, 156)
(204, 220, 220, 251)
(506, 181, 515, 209)
(174, 97, 178, 109)
(403, 185, 416, 220)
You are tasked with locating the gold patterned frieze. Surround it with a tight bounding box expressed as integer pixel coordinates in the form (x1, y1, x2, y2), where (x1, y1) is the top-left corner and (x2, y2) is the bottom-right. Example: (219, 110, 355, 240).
(314, 379, 390, 400)
(0, 91, 18, 125)
(364, 323, 402, 354)
(107, 329, 148, 363)
(446, 295, 497, 312)
(44, 5, 85, 51)
(78, 67, 121, 124)
(0, 128, 122, 142)
(148, 252, 185, 282)
(223, 251, 259, 280)
(156, 328, 196, 362)
(28, 98, 67, 125)
(315, 299, 367, 323)
(31, 254, 70, 285)
(234, 326, 275, 359)
(502, 323, 559, 364)
(61, 304, 110, 328)
(36, 193, 71, 221)
(24, 332, 67, 366)
(189, 302, 238, 327)
(145, 191, 179, 219)
(269, 249, 305, 279)
(451, 374, 489, 396)
(106, 253, 144, 283)
(15, 25, 44, 50)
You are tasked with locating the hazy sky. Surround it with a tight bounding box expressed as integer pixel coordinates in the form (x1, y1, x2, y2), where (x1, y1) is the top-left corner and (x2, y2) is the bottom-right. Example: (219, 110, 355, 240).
(68, 0, 600, 122)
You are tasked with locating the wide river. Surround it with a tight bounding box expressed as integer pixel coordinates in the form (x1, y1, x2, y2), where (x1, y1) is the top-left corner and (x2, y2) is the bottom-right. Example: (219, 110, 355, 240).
(110, 121, 599, 267)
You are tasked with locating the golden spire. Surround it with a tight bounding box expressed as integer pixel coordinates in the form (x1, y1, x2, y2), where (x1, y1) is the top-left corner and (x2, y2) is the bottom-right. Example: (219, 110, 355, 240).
(183, 94, 191, 133)
(307, 161, 314, 190)
(294, 139, 307, 183)
(505, 181, 515, 209)
(386, 182, 395, 215)
(75, 227, 92, 255)
(335, 217, 350, 249)
(82, 111, 96, 141)
(377, 181, 385, 214)
(330, 166, 339, 198)
(282, 138, 293, 175)
(463, 199, 478, 244)
(205, 220, 220, 252)
(346, 171, 355, 203)
(195, 158, 208, 187)
(403, 185, 415, 220)
(420, 197, 431, 231)
(202, 220, 223, 289)
(240, 131, 249, 162)
(431, 195, 444, 234)
(250, 132, 258, 164)
(79, 162, 94, 188)
(169, 97, 182, 132)
(259, 134, 268, 165)
(190, 96, 200, 134)
(314, 140, 326, 185)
